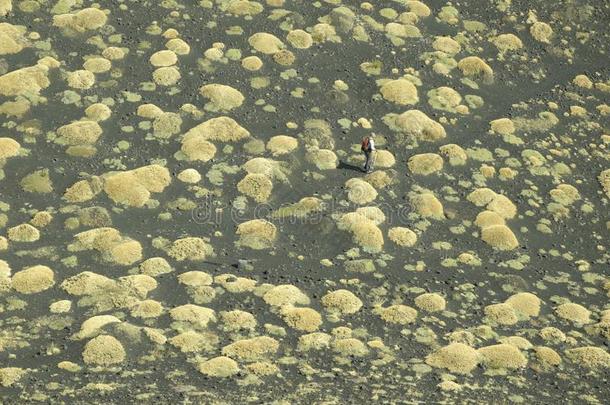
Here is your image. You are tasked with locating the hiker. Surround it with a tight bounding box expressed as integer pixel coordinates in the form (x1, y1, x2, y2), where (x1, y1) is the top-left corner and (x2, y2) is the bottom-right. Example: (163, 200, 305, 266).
(361, 133, 376, 173)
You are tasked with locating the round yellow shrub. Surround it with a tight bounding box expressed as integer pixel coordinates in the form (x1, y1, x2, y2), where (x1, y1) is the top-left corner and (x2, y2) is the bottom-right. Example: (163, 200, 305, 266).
(263, 284, 310, 307)
(530, 21, 553, 43)
(457, 56, 494, 82)
(266, 135, 298, 155)
(477, 344, 527, 369)
(394, 110, 446, 141)
(149, 50, 177, 67)
(380, 79, 418, 105)
(321, 289, 362, 314)
(236, 219, 277, 250)
(286, 29, 313, 49)
(426, 343, 479, 374)
(407, 153, 444, 175)
(7, 223, 40, 242)
(493, 33, 523, 52)
(410, 192, 444, 219)
(153, 66, 181, 86)
(345, 178, 377, 204)
(199, 84, 244, 111)
(475, 210, 506, 228)
(221, 336, 279, 361)
(167, 237, 212, 261)
(505, 292, 541, 317)
(414, 293, 446, 312)
(198, 356, 239, 377)
(481, 225, 518, 250)
(379, 304, 418, 325)
(555, 302, 591, 324)
(237, 173, 273, 202)
(241, 55, 263, 71)
(0, 137, 20, 159)
(280, 306, 322, 332)
(484, 303, 518, 325)
(248, 32, 284, 54)
(11, 265, 54, 294)
(565, 346, 610, 369)
(82, 335, 126, 366)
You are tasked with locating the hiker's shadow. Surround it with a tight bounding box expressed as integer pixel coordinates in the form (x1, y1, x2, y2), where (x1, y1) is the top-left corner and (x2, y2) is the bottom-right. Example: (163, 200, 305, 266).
(338, 160, 364, 173)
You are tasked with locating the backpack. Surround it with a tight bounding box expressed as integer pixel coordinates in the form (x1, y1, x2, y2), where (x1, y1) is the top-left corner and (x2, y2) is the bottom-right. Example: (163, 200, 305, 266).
(361, 137, 371, 152)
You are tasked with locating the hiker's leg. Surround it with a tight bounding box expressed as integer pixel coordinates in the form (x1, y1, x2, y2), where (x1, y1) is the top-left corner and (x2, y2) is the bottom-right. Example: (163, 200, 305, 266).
(364, 152, 370, 172)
